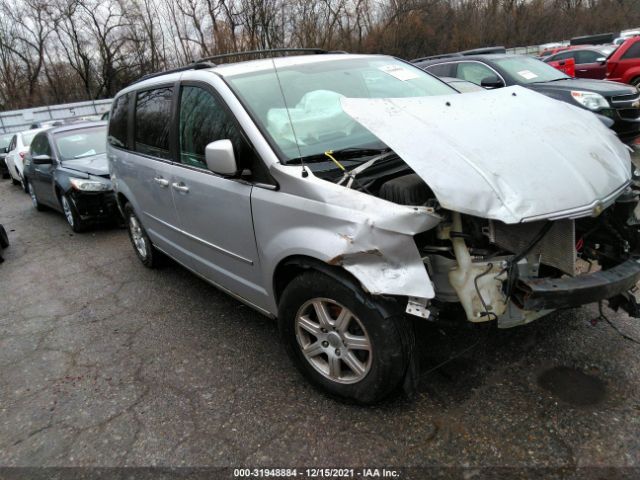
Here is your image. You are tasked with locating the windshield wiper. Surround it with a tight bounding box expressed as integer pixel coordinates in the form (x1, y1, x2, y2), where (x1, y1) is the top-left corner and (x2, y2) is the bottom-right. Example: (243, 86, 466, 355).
(292, 147, 391, 164)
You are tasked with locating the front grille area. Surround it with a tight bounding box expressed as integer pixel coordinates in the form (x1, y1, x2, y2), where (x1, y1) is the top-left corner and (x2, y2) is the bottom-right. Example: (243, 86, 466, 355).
(488, 219, 576, 275)
(618, 108, 640, 120)
(611, 93, 640, 104)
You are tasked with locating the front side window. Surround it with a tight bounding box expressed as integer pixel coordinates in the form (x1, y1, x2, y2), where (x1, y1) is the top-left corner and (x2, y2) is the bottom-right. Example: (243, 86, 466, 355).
(55, 126, 107, 161)
(179, 86, 235, 169)
(30, 134, 51, 157)
(622, 42, 640, 60)
(135, 87, 173, 160)
(226, 57, 456, 163)
(109, 94, 129, 148)
(178, 85, 269, 182)
(455, 62, 496, 84)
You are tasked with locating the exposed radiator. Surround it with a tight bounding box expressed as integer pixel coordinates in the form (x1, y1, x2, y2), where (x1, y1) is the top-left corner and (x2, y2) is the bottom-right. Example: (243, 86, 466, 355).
(488, 219, 576, 276)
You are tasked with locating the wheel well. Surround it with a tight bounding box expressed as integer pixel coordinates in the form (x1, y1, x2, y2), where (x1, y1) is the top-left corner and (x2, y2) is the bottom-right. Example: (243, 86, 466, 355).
(273, 255, 365, 307)
(116, 192, 130, 211)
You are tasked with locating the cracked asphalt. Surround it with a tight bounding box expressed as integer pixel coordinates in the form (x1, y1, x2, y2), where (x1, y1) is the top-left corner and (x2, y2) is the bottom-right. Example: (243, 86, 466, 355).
(1, 178, 640, 470)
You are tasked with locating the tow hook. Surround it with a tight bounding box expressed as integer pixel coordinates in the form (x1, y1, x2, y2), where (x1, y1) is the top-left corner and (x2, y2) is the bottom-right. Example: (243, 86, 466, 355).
(608, 291, 640, 318)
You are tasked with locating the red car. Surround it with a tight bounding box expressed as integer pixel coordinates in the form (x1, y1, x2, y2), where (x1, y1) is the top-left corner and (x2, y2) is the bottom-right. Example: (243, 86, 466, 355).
(606, 36, 640, 87)
(544, 46, 615, 79)
(546, 57, 575, 77)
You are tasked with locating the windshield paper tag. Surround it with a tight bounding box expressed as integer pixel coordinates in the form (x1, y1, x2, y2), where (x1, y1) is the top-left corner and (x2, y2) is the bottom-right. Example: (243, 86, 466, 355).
(517, 70, 538, 80)
(379, 65, 419, 81)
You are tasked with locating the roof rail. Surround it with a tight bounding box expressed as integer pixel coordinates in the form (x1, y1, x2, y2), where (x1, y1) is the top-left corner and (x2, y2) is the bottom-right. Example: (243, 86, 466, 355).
(411, 46, 506, 63)
(195, 47, 345, 64)
(131, 61, 216, 85)
(411, 53, 462, 62)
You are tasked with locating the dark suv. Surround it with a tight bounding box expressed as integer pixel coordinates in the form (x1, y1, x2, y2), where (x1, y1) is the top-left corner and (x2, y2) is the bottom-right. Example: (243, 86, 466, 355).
(414, 53, 640, 144)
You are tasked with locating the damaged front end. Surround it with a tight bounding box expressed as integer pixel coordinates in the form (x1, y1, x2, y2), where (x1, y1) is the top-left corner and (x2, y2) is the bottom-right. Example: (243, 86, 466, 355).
(417, 196, 640, 327)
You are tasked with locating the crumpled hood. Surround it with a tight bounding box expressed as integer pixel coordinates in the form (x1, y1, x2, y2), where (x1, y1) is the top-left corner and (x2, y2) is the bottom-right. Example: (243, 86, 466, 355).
(60, 153, 109, 177)
(341, 86, 631, 224)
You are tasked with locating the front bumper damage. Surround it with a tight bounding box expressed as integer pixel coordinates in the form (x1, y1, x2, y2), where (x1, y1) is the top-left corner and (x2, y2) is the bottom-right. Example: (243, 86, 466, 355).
(513, 258, 640, 311)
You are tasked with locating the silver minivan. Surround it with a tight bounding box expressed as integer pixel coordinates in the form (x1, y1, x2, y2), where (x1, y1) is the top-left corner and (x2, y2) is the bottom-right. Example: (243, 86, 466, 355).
(108, 51, 640, 403)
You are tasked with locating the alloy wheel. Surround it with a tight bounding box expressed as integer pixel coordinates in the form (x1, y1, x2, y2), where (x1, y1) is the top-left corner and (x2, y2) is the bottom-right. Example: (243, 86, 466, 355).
(295, 298, 372, 384)
(28, 183, 38, 209)
(61, 195, 74, 227)
(129, 215, 147, 259)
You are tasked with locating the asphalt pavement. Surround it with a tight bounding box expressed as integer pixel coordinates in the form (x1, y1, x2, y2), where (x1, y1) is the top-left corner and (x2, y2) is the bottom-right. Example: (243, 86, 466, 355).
(1, 178, 639, 473)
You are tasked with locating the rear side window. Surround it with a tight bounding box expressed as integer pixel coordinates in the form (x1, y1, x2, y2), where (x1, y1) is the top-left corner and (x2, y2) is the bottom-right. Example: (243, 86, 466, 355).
(622, 42, 640, 60)
(134, 87, 173, 160)
(108, 94, 129, 148)
(425, 63, 454, 77)
(575, 50, 601, 64)
(455, 62, 495, 85)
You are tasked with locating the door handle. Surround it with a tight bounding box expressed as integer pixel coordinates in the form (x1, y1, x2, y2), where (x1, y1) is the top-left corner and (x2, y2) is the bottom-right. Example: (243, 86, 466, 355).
(578, 69, 588, 72)
(172, 182, 189, 193)
(153, 176, 169, 187)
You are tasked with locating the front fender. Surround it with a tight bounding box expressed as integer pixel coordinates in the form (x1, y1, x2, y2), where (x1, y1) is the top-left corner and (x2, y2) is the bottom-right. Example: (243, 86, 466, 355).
(622, 67, 640, 84)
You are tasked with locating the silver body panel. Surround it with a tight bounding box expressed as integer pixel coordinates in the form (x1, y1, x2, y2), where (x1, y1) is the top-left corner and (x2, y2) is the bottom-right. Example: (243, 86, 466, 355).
(108, 56, 634, 319)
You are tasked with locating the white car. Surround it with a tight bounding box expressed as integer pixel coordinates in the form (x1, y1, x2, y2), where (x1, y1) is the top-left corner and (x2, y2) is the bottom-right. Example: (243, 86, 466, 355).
(5, 128, 46, 189)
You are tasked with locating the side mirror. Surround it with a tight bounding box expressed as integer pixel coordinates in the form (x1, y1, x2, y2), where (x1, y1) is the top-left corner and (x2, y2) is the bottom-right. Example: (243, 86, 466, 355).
(480, 74, 504, 89)
(2, 147, 8, 154)
(205, 140, 237, 176)
(597, 57, 607, 64)
(32, 154, 53, 165)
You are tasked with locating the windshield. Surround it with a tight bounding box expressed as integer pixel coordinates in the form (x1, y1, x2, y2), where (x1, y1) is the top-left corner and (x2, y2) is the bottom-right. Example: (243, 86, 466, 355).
(493, 56, 569, 84)
(0, 133, 12, 149)
(54, 126, 107, 160)
(225, 57, 456, 164)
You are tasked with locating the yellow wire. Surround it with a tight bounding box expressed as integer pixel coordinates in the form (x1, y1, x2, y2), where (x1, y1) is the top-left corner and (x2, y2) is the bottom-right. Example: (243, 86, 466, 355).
(324, 150, 346, 171)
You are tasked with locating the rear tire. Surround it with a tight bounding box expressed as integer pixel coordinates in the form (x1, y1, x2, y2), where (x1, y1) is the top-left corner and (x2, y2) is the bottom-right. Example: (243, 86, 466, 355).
(278, 270, 413, 404)
(27, 181, 45, 212)
(124, 203, 162, 268)
(0, 225, 9, 248)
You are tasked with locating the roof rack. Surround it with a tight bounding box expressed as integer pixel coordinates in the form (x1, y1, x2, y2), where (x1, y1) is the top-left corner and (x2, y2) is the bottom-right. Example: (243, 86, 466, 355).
(195, 47, 345, 64)
(132, 61, 216, 85)
(411, 46, 506, 63)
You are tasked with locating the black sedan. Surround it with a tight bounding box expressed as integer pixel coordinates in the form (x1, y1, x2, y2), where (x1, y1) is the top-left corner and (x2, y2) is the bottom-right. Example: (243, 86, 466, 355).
(413, 53, 640, 144)
(22, 122, 119, 232)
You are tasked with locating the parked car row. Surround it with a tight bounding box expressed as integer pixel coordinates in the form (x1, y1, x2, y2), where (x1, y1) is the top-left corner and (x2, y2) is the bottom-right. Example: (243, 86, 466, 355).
(2, 121, 120, 232)
(5, 48, 640, 405)
(413, 49, 640, 144)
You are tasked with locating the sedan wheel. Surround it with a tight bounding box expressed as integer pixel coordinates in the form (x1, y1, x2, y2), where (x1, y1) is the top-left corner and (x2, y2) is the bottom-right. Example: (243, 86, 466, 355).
(60, 194, 86, 232)
(28, 182, 44, 211)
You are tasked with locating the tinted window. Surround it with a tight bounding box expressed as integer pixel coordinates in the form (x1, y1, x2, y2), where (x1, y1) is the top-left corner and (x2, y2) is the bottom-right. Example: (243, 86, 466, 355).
(424, 63, 455, 77)
(108, 94, 129, 148)
(551, 51, 575, 61)
(179, 85, 269, 182)
(455, 62, 496, 84)
(135, 87, 173, 159)
(622, 42, 640, 60)
(575, 50, 601, 64)
(30, 134, 51, 157)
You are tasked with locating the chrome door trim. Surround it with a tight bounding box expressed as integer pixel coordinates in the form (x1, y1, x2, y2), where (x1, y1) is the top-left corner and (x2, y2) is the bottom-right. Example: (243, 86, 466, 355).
(144, 212, 254, 265)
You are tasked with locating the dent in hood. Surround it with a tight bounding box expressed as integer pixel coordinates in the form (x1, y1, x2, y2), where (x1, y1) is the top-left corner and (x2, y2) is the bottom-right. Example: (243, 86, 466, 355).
(341, 86, 631, 224)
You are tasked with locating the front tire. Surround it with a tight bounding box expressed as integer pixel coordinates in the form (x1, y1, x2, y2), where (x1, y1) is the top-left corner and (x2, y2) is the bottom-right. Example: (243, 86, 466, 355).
(124, 203, 162, 268)
(60, 193, 87, 233)
(278, 271, 412, 404)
